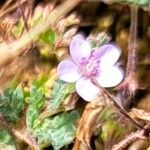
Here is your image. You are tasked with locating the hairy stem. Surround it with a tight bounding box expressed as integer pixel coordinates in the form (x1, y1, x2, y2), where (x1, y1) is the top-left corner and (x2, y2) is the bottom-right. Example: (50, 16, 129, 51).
(91, 78, 143, 129)
(126, 5, 138, 76)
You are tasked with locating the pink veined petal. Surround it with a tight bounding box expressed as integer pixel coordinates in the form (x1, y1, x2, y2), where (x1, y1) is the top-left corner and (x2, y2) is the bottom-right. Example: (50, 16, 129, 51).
(93, 44, 121, 69)
(57, 59, 80, 83)
(70, 34, 91, 65)
(96, 65, 124, 87)
(76, 77, 99, 101)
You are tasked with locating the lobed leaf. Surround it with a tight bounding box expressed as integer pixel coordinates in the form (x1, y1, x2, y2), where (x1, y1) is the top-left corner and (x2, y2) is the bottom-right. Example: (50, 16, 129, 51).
(32, 111, 80, 150)
(47, 80, 76, 111)
(0, 87, 24, 123)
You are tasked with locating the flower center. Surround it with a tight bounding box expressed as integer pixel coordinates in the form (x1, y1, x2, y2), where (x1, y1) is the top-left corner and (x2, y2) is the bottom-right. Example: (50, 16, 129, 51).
(80, 57, 100, 78)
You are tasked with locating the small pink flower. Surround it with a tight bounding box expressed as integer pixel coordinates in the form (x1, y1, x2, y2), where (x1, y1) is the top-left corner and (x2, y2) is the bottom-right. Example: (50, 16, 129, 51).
(57, 34, 124, 101)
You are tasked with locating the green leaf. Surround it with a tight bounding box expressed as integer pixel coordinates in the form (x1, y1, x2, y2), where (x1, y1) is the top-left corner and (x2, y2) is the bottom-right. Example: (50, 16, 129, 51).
(26, 74, 49, 128)
(114, 0, 150, 5)
(0, 87, 24, 123)
(39, 29, 56, 45)
(0, 128, 16, 149)
(26, 78, 78, 149)
(0, 145, 16, 150)
(26, 86, 45, 128)
(0, 128, 16, 150)
(47, 80, 75, 111)
(32, 111, 80, 150)
(32, 74, 49, 89)
(0, 128, 13, 145)
(99, 107, 131, 143)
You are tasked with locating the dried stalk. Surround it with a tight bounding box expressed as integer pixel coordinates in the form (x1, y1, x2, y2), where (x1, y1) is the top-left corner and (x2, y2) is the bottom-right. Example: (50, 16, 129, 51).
(118, 5, 139, 101)
(0, 0, 26, 19)
(91, 78, 143, 129)
(0, 0, 82, 67)
(111, 128, 145, 150)
(17, 0, 29, 31)
(0, 0, 14, 12)
(0, 115, 19, 150)
(12, 129, 40, 150)
(126, 5, 138, 76)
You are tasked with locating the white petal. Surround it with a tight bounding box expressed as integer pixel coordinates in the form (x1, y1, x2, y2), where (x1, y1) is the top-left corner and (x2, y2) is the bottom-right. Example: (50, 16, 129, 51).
(93, 44, 121, 69)
(96, 65, 124, 87)
(70, 35, 91, 65)
(76, 77, 99, 101)
(57, 59, 80, 82)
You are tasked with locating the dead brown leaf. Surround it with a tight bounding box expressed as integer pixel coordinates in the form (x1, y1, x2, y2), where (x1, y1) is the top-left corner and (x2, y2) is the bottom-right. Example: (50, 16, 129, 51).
(129, 108, 150, 123)
(73, 100, 105, 150)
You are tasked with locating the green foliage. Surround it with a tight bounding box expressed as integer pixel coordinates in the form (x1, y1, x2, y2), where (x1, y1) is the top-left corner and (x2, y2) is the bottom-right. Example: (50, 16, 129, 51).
(26, 78, 78, 150)
(0, 128, 16, 150)
(0, 87, 24, 123)
(32, 74, 49, 88)
(39, 29, 56, 45)
(32, 111, 80, 150)
(114, 0, 150, 5)
(47, 80, 76, 110)
(26, 86, 45, 129)
(100, 120, 126, 142)
(99, 107, 130, 143)
(26, 79, 76, 128)
(26, 74, 49, 129)
(0, 129, 13, 145)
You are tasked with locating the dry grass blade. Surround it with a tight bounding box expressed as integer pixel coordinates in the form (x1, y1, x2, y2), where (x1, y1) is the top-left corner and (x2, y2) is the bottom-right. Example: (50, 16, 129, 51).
(0, 0, 27, 19)
(0, 0, 14, 12)
(0, 0, 82, 67)
(17, 0, 29, 31)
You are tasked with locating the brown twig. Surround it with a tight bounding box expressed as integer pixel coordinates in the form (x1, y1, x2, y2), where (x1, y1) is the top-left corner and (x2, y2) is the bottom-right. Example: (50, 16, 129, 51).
(12, 129, 40, 150)
(91, 78, 143, 129)
(26, 0, 34, 22)
(111, 127, 146, 150)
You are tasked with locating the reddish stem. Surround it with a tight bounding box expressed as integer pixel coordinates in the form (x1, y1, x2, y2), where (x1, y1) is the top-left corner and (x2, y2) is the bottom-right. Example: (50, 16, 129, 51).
(126, 6, 138, 77)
